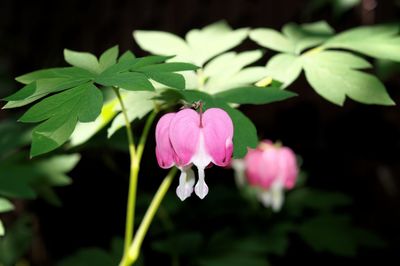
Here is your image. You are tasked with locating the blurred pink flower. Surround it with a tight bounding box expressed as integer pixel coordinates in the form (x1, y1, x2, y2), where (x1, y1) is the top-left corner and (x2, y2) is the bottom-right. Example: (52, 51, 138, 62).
(155, 107, 234, 201)
(235, 140, 298, 211)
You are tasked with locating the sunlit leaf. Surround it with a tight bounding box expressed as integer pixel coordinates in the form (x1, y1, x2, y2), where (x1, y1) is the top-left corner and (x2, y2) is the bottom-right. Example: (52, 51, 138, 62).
(302, 51, 394, 105)
(264, 53, 302, 88)
(0, 198, 14, 213)
(134, 21, 248, 66)
(250, 28, 294, 53)
(323, 24, 400, 61)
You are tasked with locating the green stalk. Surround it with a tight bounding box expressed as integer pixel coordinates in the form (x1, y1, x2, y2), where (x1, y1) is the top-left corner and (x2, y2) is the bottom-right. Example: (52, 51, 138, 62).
(120, 168, 178, 266)
(113, 88, 138, 255)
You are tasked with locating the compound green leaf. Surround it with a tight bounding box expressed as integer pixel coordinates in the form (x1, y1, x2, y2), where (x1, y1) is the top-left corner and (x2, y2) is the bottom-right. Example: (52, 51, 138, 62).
(19, 83, 103, 156)
(4, 71, 95, 109)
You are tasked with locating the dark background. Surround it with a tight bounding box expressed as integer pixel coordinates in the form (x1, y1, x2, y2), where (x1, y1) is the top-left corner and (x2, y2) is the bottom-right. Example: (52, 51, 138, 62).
(1, 0, 400, 265)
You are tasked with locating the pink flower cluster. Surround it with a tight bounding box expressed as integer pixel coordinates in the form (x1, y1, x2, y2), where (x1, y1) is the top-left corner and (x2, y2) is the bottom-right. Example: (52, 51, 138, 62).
(155, 107, 234, 201)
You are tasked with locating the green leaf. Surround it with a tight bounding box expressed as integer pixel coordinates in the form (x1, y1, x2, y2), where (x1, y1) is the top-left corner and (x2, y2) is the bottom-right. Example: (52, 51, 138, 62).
(265, 53, 303, 88)
(0, 216, 33, 264)
(30, 115, 78, 157)
(333, 0, 361, 17)
(198, 255, 269, 266)
(0, 163, 36, 199)
(131, 55, 174, 69)
(20, 83, 102, 123)
(186, 21, 249, 66)
(302, 51, 395, 105)
(147, 72, 185, 89)
(250, 28, 294, 53)
(286, 188, 352, 216)
(19, 83, 103, 156)
(214, 86, 297, 105)
(33, 154, 80, 186)
(323, 25, 400, 62)
(301, 20, 335, 35)
(133, 30, 192, 62)
(282, 21, 334, 53)
(204, 50, 265, 93)
(134, 21, 248, 66)
(119, 51, 136, 62)
(70, 98, 119, 146)
(0, 198, 14, 213)
(135, 62, 199, 72)
(0, 121, 31, 158)
(3, 67, 94, 109)
(173, 89, 257, 158)
(152, 232, 203, 256)
(96, 72, 155, 91)
(57, 248, 115, 266)
(354, 228, 386, 249)
(99, 45, 119, 71)
(57, 238, 124, 266)
(14, 67, 95, 85)
(297, 215, 358, 256)
(0, 153, 79, 204)
(64, 49, 101, 73)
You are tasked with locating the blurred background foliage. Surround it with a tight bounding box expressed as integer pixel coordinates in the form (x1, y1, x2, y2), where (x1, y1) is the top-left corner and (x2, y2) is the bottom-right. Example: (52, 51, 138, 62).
(0, 0, 399, 265)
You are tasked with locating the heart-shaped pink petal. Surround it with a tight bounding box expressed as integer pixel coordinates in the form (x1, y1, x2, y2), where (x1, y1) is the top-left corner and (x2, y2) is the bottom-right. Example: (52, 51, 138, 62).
(202, 108, 234, 167)
(155, 113, 176, 168)
(169, 109, 201, 167)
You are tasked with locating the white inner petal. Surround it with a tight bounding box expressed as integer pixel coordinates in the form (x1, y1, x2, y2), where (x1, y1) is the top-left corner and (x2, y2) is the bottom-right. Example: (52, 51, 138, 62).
(191, 132, 212, 199)
(258, 180, 285, 212)
(176, 167, 195, 201)
(195, 165, 209, 199)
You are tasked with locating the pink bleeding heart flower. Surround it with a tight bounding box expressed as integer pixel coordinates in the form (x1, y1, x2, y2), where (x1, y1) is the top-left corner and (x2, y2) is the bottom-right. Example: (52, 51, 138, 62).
(155, 107, 234, 201)
(242, 140, 298, 211)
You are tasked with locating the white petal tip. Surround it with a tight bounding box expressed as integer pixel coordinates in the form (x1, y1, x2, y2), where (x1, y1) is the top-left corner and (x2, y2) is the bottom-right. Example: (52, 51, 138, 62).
(195, 181, 209, 199)
(176, 184, 194, 201)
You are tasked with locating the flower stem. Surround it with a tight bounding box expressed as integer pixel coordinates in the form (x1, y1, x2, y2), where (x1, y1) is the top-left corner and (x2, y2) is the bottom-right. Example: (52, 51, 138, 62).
(113, 88, 138, 255)
(120, 168, 178, 266)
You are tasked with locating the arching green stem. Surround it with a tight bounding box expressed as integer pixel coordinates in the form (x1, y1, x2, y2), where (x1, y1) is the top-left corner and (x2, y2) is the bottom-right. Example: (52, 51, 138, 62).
(120, 168, 178, 266)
